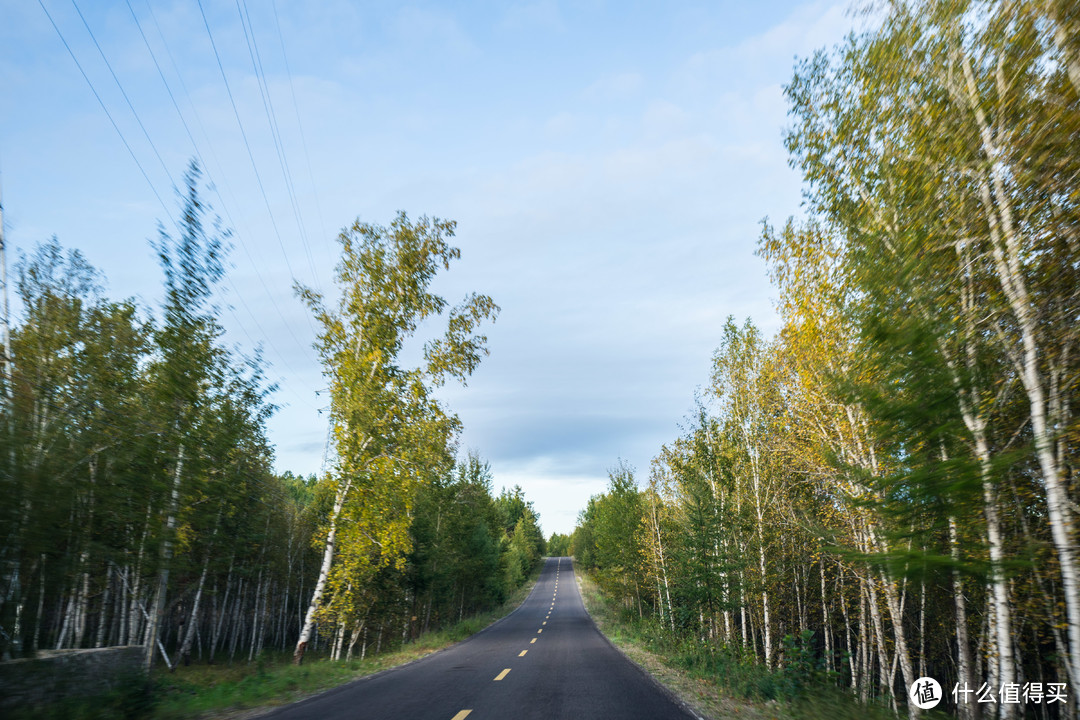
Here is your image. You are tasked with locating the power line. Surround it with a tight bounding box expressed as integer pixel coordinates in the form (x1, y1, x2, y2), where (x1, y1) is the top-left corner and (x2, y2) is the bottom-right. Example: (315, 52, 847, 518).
(122, 0, 308, 405)
(59, 2, 312, 412)
(39, 0, 328, 444)
(271, 0, 334, 281)
(195, 0, 320, 341)
(124, 0, 322, 411)
(37, 0, 170, 218)
(236, 0, 323, 291)
(69, 0, 173, 186)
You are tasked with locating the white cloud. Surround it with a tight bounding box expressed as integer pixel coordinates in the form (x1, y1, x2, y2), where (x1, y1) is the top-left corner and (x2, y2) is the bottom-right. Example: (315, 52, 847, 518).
(500, 1, 565, 33)
(675, 1, 852, 95)
(392, 6, 477, 57)
(544, 111, 578, 136)
(493, 459, 609, 536)
(583, 71, 644, 102)
(640, 100, 690, 139)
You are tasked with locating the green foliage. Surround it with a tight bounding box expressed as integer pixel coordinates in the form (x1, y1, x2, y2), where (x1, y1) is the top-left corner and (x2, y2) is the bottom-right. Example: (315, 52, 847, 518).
(546, 532, 571, 557)
(291, 211, 504, 662)
(778, 630, 833, 698)
(409, 453, 506, 628)
(571, 3, 1080, 717)
(0, 164, 546, 716)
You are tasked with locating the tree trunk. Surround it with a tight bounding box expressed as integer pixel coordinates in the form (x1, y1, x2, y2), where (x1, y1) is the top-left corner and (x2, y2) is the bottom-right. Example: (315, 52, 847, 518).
(145, 443, 185, 672)
(821, 557, 832, 676)
(751, 462, 772, 667)
(346, 621, 364, 661)
(978, 437, 1016, 720)
(950, 517, 979, 720)
(959, 50, 1080, 695)
(865, 576, 894, 711)
(95, 562, 111, 648)
(210, 556, 234, 662)
(249, 569, 263, 662)
(294, 477, 353, 664)
(177, 554, 209, 668)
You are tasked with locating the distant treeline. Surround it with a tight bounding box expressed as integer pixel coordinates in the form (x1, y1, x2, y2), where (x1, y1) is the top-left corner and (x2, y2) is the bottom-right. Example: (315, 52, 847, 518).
(573, 2, 1079, 719)
(0, 162, 544, 669)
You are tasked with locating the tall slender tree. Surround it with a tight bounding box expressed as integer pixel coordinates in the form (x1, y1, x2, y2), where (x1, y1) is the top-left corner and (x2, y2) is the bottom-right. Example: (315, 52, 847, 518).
(293, 212, 498, 664)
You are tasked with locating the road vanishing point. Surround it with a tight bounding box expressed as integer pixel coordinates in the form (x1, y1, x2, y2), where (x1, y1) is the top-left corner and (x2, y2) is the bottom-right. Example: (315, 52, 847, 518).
(263, 557, 696, 720)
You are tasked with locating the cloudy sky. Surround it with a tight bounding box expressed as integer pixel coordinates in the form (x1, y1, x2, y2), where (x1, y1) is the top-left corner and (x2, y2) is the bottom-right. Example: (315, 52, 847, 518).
(1, 0, 860, 535)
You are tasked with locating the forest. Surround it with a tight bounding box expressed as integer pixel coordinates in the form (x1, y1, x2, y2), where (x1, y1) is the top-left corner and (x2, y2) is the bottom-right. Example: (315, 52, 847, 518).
(572, 1, 1080, 719)
(0, 163, 546, 671)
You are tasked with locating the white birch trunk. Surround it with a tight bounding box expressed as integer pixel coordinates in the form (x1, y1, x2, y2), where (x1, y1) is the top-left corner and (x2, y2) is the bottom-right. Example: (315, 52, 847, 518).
(750, 456, 772, 667)
(959, 50, 1080, 694)
(177, 556, 209, 667)
(950, 517, 978, 720)
(95, 562, 111, 648)
(1045, 2, 1080, 95)
(869, 529, 918, 718)
(293, 476, 353, 664)
(978, 436, 1016, 720)
(865, 575, 894, 710)
(821, 558, 833, 676)
(248, 569, 263, 662)
(145, 443, 185, 672)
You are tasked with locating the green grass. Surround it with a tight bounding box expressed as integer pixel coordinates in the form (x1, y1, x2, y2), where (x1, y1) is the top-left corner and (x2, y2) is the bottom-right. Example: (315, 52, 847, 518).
(576, 570, 911, 720)
(14, 566, 542, 720)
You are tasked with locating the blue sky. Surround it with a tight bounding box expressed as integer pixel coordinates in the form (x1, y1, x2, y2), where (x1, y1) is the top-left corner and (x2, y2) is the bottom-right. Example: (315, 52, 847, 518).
(1, 0, 859, 535)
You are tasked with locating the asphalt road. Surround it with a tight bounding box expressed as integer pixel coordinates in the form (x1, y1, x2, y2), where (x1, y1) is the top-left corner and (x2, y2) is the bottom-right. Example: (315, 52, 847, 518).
(264, 557, 696, 720)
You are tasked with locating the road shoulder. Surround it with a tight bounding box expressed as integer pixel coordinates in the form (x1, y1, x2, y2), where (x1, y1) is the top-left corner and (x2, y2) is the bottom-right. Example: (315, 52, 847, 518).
(575, 570, 773, 720)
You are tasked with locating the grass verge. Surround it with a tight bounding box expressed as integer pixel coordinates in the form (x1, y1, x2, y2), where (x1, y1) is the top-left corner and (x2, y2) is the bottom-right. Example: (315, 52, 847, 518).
(156, 566, 543, 720)
(576, 570, 907, 720)
(13, 565, 542, 720)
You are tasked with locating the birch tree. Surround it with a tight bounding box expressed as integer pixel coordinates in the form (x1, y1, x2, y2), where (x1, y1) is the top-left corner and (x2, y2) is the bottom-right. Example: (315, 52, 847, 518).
(293, 212, 498, 664)
(143, 160, 229, 671)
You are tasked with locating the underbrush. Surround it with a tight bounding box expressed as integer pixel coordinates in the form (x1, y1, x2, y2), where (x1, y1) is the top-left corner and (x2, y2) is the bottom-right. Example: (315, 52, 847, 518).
(15, 564, 542, 720)
(577, 570, 912, 720)
(6, 671, 157, 720)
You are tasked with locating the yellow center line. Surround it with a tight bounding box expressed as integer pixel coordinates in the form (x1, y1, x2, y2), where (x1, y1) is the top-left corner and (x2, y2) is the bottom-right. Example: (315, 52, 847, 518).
(494, 668, 511, 681)
(531, 638, 537, 643)
(542, 621, 547, 625)
(519, 650, 527, 656)
(451, 712, 472, 720)
(537, 628, 543, 633)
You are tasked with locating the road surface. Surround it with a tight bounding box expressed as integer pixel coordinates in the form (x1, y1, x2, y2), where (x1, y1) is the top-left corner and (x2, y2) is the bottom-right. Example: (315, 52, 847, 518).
(264, 556, 696, 720)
